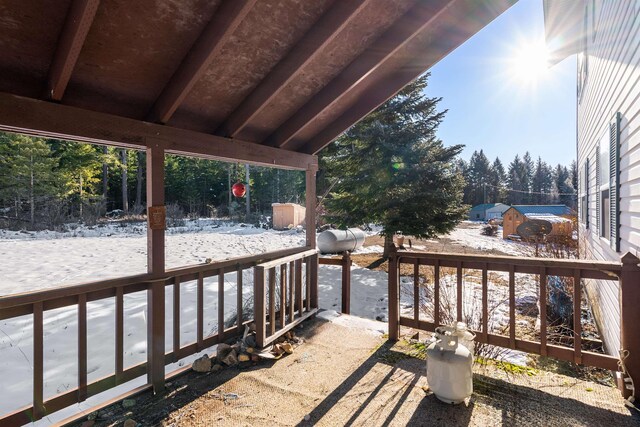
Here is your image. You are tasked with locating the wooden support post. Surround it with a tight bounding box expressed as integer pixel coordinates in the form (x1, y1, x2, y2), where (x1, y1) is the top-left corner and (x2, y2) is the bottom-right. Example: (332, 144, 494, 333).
(388, 246, 399, 341)
(619, 253, 640, 399)
(305, 165, 317, 249)
(341, 251, 351, 314)
(146, 142, 165, 394)
(146, 143, 165, 276)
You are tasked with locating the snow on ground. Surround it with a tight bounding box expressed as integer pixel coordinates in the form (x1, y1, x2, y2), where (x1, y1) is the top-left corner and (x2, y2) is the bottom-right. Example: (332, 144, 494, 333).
(0, 220, 535, 423)
(443, 221, 532, 256)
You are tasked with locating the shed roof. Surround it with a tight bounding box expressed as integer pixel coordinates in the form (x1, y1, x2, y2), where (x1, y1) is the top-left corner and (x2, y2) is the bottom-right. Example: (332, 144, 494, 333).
(509, 205, 573, 216)
(470, 203, 499, 211)
(0, 0, 515, 168)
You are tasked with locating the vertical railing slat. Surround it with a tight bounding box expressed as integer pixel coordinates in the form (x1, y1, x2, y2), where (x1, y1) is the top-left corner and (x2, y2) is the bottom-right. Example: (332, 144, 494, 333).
(173, 277, 181, 361)
(573, 269, 582, 364)
(33, 301, 44, 420)
(290, 261, 296, 321)
(197, 272, 204, 350)
(296, 259, 303, 316)
(509, 265, 516, 349)
(305, 257, 311, 310)
(237, 267, 243, 329)
(269, 267, 276, 336)
(115, 286, 124, 383)
(456, 261, 463, 322)
(78, 294, 87, 402)
(413, 259, 419, 327)
(433, 260, 440, 326)
(280, 264, 287, 329)
(539, 267, 547, 356)
(254, 267, 266, 348)
(218, 269, 225, 342)
(481, 264, 488, 342)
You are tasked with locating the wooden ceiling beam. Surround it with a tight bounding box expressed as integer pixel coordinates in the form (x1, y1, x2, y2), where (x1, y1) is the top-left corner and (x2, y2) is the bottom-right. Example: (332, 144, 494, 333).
(44, 0, 100, 101)
(0, 93, 316, 170)
(147, 0, 257, 124)
(264, 0, 456, 149)
(300, 0, 516, 155)
(216, 0, 370, 138)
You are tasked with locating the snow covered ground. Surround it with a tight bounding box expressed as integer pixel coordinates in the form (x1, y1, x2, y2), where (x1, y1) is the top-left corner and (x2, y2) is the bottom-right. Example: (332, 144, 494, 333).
(0, 220, 534, 424)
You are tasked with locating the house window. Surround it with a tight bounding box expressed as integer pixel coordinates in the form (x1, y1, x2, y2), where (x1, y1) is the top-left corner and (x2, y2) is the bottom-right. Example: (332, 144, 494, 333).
(599, 135, 610, 240)
(580, 161, 589, 227)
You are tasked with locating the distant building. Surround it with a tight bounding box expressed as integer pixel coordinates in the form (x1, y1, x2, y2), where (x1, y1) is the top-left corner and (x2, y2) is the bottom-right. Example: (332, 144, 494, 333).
(485, 203, 510, 221)
(468, 203, 501, 221)
(502, 205, 574, 239)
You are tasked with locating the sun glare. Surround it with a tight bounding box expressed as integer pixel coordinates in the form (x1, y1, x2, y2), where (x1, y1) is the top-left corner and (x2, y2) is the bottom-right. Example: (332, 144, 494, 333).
(509, 41, 550, 84)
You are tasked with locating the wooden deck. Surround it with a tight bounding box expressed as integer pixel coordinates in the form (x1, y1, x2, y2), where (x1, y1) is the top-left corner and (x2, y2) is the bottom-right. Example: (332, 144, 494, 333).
(63, 314, 639, 426)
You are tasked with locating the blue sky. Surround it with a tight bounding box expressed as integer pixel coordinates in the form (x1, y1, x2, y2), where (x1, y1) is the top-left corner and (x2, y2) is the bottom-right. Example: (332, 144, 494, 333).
(424, 0, 577, 167)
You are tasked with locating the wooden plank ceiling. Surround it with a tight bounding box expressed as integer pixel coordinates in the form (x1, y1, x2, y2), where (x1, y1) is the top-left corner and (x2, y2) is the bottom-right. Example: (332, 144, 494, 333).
(0, 0, 516, 159)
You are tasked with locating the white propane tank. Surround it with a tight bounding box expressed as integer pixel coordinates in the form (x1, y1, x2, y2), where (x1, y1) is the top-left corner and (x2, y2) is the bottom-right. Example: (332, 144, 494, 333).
(317, 228, 366, 253)
(426, 325, 474, 404)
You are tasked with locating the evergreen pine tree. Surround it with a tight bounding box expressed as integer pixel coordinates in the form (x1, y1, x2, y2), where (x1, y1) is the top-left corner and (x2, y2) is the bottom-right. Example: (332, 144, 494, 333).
(320, 75, 467, 256)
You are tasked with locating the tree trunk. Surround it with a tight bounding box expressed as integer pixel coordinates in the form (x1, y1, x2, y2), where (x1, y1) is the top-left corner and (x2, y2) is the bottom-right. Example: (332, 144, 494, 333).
(102, 146, 108, 214)
(228, 165, 232, 209)
(121, 149, 128, 213)
(382, 234, 394, 259)
(135, 151, 144, 208)
(79, 174, 83, 218)
(245, 164, 250, 219)
(29, 154, 34, 226)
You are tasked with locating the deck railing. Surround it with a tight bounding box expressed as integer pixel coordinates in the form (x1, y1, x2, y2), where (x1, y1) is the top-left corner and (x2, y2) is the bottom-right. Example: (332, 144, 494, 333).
(0, 246, 313, 426)
(254, 249, 319, 347)
(318, 251, 352, 314)
(388, 249, 640, 391)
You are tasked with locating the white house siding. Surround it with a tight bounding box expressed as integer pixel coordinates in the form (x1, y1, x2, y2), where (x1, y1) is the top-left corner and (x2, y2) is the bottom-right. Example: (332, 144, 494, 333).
(577, 1, 640, 356)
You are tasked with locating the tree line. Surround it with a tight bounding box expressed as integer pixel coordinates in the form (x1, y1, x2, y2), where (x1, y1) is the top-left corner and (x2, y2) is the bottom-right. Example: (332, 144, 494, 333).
(0, 132, 304, 229)
(457, 149, 577, 208)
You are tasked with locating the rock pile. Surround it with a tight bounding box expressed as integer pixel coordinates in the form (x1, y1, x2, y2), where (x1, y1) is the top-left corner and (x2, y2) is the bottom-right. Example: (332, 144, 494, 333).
(191, 324, 303, 373)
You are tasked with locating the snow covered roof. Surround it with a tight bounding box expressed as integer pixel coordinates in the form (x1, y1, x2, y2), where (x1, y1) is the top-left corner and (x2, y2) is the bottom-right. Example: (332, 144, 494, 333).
(510, 205, 573, 216)
(524, 213, 572, 224)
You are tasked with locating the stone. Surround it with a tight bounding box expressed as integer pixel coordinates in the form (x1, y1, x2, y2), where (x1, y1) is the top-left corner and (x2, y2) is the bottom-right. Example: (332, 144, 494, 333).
(122, 399, 136, 409)
(123, 419, 137, 427)
(238, 353, 250, 362)
(304, 414, 311, 421)
(211, 364, 224, 372)
(221, 349, 238, 366)
(192, 354, 212, 373)
(80, 421, 95, 427)
(281, 342, 294, 354)
(251, 354, 260, 362)
(246, 346, 254, 354)
(215, 343, 232, 363)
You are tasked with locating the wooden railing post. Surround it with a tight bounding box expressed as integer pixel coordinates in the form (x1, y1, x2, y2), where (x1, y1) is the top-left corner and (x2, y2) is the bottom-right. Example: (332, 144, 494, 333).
(310, 253, 319, 310)
(147, 280, 165, 394)
(619, 252, 640, 399)
(388, 245, 400, 341)
(254, 266, 266, 348)
(341, 251, 351, 314)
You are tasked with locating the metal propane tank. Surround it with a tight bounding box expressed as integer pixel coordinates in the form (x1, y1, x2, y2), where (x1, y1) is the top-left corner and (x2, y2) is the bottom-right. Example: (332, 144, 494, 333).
(426, 324, 474, 404)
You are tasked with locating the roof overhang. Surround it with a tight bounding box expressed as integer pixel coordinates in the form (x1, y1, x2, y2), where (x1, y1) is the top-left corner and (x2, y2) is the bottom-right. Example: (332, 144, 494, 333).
(543, 0, 586, 65)
(0, 0, 516, 162)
